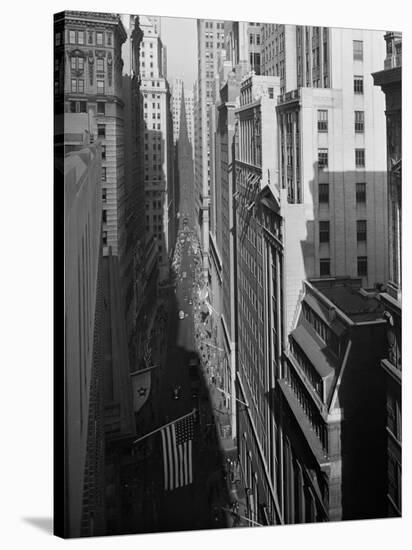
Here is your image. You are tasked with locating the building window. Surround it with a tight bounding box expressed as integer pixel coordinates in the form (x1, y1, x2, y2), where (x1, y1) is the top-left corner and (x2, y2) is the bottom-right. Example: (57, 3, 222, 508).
(320, 258, 331, 277)
(55, 32, 62, 46)
(69, 101, 87, 113)
(317, 110, 328, 132)
(78, 79, 84, 93)
(318, 148, 328, 169)
(101, 167, 106, 182)
(354, 76, 364, 94)
(355, 111, 364, 133)
(96, 32, 103, 45)
(71, 57, 76, 70)
(268, 87, 274, 99)
(101, 145, 106, 160)
(78, 57, 84, 71)
(107, 32, 112, 46)
(97, 124, 105, 138)
(78, 31, 84, 45)
(318, 183, 329, 203)
(353, 40, 363, 61)
(96, 58, 104, 72)
(357, 256, 367, 276)
(88, 31, 93, 44)
(97, 102, 105, 115)
(71, 79, 77, 92)
(355, 148, 365, 167)
(319, 221, 330, 243)
(102, 188, 107, 203)
(102, 231, 108, 246)
(357, 220, 367, 242)
(97, 80, 105, 94)
(356, 182, 366, 203)
(69, 30, 76, 44)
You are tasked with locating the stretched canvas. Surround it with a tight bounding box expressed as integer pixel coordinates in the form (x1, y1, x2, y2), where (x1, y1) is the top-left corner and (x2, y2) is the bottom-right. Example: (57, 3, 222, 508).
(54, 9, 402, 538)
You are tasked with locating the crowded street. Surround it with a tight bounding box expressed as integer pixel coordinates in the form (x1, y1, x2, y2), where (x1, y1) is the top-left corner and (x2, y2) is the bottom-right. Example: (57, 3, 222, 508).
(118, 223, 238, 534)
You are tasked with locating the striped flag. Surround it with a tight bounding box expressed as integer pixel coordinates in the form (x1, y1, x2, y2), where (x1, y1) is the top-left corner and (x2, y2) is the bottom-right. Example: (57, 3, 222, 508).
(161, 414, 194, 491)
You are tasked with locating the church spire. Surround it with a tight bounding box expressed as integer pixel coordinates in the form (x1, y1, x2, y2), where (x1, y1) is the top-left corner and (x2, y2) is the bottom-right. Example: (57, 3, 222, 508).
(178, 83, 190, 145)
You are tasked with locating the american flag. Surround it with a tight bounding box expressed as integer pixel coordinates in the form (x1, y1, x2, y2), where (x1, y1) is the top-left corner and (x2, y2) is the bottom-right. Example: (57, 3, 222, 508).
(161, 413, 194, 491)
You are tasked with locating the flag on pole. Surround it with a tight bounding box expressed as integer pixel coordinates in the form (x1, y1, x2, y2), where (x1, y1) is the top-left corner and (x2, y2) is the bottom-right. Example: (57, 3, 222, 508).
(161, 413, 195, 491)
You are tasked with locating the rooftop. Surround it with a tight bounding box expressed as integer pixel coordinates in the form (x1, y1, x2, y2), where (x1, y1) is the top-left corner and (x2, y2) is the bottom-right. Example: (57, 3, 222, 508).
(310, 279, 384, 323)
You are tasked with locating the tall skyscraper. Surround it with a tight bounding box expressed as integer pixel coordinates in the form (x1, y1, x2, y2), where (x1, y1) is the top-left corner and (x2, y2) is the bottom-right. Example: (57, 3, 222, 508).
(224, 21, 262, 75)
(139, 16, 175, 281)
(62, 141, 105, 538)
(234, 73, 284, 526)
(55, 11, 136, 537)
(207, 20, 264, 445)
(261, 26, 389, 334)
(194, 19, 226, 276)
(373, 31, 402, 517)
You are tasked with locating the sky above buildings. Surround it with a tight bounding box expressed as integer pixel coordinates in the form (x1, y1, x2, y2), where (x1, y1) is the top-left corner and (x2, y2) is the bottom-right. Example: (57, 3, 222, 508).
(159, 16, 197, 90)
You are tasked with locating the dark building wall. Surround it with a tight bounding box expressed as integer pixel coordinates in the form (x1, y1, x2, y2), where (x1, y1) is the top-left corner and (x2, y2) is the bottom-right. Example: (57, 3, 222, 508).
(338, 323, 387, 520)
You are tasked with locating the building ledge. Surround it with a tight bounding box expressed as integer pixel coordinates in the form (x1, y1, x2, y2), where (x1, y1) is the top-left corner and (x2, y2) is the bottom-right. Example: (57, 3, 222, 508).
(279, 380, 329, 467)
(381, 358, 401, 383)
(386, 426, 402, 449)
(372, 66, 401, 87)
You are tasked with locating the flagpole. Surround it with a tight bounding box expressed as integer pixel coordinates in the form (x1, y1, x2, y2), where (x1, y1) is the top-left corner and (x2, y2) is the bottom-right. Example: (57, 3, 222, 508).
(132, 408, 196, 445)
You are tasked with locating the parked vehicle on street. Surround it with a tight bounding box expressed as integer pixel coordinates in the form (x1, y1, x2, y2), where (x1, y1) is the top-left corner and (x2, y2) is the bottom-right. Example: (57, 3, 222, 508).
(178, 310, 185, 320)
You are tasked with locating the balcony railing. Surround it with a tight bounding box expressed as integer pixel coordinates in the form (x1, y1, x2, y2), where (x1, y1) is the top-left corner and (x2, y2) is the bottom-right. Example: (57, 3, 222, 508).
(277, 88, 300, 105)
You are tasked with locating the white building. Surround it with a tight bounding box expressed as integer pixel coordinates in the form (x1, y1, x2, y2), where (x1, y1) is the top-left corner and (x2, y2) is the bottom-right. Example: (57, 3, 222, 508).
(259, 25, 388, 333)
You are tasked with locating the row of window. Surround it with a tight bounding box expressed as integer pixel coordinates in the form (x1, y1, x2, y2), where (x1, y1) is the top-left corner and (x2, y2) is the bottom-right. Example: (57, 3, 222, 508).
(285, 361, 328, 453)
(318, 148, 366, 169)
(145, 102, 161, 109)
(249, 33, 261, 45)
(319, 256, 368, 277)
(71, 79, 105, 94)
(318, 219, 367, 242)
(204, 21, 224, 29)
(142, 81, 162, 88)
(144, 112, 162, 120)
(145, 143, 162, 151)
(290, 339, 323, 399)
(318, 182, 366, 204)
(204, 41, 224, 49)
(317, 109, 365, 133)
(302, 302, 341, 356)
(56, 29, 112, 47)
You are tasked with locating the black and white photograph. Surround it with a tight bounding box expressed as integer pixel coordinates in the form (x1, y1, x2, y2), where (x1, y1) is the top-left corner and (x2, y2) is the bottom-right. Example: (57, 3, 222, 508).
(3, 0, 411, 547)
(52, 5, 405, 540)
